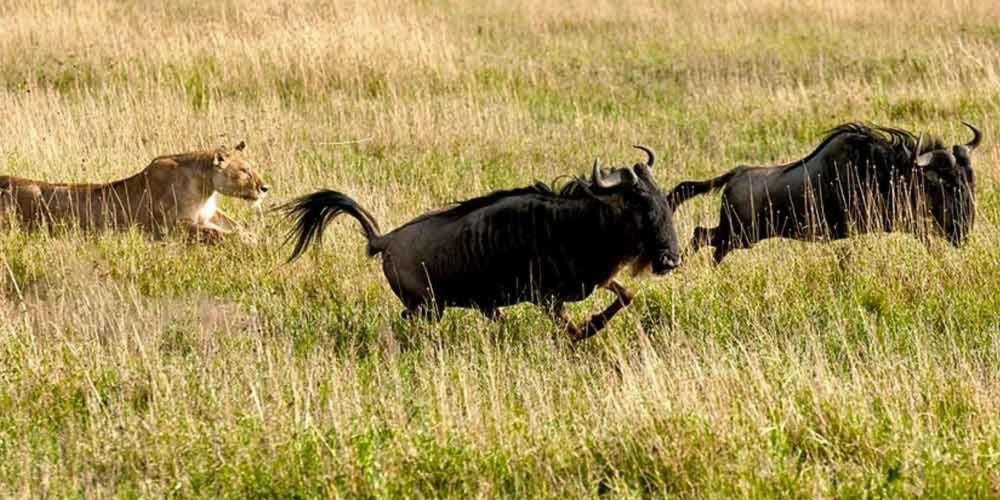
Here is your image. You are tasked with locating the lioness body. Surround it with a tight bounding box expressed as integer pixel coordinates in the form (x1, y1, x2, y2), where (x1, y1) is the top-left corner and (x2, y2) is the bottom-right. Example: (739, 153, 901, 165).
(0, 142, 268, 242)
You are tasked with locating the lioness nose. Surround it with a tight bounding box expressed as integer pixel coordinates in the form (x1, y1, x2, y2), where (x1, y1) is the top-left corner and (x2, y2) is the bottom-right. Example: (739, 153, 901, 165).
(260, 185, 270, 193)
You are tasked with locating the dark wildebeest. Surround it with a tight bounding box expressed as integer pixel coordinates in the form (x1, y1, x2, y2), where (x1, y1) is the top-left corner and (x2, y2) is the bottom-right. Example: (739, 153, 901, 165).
(281, 146, 681, 341)
(669, 122, 981, 263)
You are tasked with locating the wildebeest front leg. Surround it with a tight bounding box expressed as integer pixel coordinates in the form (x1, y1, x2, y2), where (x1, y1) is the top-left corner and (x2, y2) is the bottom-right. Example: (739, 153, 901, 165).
(578, 280, 634, 340)
(549, 302, 584, 341)
(552, 280, 634, 342)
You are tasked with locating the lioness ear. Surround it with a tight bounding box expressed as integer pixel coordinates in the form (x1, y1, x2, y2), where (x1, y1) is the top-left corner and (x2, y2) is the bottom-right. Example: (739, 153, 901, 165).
(214, 151, 226, 166)
(235, 140, 246, 152)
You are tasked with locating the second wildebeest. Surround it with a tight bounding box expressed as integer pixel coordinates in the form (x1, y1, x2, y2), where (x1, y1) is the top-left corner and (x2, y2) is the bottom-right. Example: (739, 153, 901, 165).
(281, 146, 682, 341)
(669, 122, 981, 263)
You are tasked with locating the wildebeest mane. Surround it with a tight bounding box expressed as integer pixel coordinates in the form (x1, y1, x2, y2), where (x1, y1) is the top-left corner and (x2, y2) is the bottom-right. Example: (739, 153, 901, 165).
(780, 122, 944, 173)
(395, 177, 601, 229)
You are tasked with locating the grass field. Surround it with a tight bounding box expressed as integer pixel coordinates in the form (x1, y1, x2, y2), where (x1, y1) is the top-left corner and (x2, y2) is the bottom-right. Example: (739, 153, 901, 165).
(1, 0, 999, 497)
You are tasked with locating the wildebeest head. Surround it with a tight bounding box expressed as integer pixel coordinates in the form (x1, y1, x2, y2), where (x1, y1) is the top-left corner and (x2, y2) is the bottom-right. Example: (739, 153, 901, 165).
(912, 122, 981, 246)
(590, 145, 681, 274)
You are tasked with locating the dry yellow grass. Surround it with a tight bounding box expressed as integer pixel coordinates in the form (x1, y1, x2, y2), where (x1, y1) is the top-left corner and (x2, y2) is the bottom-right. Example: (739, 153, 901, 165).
(1, 0, 999, 497)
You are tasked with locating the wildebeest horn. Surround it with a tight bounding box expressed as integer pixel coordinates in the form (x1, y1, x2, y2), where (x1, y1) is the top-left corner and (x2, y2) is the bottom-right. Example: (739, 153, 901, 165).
(962, 121, 982, 151)
(916, 151, 935, 168)
(592, 158, 604, 186)
(591, 159, 609, 188)
(592, 159, 637, 190)
(633, 145, 655, 168)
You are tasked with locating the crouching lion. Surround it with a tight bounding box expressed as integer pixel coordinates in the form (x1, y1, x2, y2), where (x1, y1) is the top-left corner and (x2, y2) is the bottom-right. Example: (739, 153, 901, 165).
(0, 141, 269, 243)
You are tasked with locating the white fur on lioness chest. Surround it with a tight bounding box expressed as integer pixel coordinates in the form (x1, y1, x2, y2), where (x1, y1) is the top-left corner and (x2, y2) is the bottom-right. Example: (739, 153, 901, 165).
(196, 192, 219, 222)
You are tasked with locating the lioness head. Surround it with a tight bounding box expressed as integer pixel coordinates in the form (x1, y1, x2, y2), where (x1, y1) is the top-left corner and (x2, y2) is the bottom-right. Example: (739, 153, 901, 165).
(212, 141, 269, 201)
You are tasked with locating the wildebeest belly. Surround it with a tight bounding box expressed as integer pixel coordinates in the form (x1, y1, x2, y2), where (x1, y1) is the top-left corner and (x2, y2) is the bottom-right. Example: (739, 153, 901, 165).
(434, 257, 609, 309)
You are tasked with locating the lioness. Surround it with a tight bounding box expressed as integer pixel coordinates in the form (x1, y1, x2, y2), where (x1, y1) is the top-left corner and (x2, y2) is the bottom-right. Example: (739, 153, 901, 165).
(0, 141, 269, 243)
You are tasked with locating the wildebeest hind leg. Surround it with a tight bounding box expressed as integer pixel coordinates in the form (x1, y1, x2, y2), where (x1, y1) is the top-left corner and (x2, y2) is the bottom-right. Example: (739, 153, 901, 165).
(690, 225, 735, 264)
(687, 226, 715, 257)
(482, 308, 505, 321)
(712, 245, 732, 264)
(706, 226, 738, 264)
(400, 300, 444, 322)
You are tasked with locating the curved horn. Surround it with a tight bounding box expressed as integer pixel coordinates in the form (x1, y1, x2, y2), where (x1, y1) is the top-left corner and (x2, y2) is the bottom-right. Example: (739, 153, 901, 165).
(910, 133, 923, 163)
(591, 160, 637, 190)
(916, 151, 935, 168)
(592, 158, 615, 189)
(633, 144, 655, 167)
(962, 121, 982, 151)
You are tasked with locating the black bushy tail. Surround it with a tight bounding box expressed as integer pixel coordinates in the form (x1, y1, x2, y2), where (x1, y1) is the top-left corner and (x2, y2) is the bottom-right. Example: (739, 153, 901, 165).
(278, 190, 383, 262)
(667, 167, 743, 207)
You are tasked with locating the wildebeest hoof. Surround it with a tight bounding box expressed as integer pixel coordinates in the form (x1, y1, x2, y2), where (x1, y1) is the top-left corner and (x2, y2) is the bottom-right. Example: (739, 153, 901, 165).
(565, 322, 586, 342)
(483, 308, 505, 321)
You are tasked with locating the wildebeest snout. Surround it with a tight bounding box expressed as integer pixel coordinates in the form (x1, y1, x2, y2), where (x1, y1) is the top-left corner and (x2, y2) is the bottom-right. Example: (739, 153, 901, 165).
(653, 254, 681, 274)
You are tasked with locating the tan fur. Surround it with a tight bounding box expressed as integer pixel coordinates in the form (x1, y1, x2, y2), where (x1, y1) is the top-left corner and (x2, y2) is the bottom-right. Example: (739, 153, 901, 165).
(0, 142, 268, 243)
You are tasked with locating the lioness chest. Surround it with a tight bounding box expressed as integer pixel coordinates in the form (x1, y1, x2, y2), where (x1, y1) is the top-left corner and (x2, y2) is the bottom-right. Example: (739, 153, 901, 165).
(195, 192, 218, 223)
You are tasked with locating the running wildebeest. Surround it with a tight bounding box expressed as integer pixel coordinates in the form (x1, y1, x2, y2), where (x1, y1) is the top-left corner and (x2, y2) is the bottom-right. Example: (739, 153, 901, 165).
(281, 146, 681, 341)
(669, 122, 982, 263)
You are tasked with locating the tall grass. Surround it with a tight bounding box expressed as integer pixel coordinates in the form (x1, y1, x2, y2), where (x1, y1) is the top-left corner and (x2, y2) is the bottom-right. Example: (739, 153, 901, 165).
(1, 0, 999, 496)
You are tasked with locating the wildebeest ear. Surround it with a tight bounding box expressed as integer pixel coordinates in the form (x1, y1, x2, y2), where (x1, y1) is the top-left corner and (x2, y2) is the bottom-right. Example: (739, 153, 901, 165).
(633, 163, 653, 180)
(915, 151, 935, 168)
(953, 145, 972, 164)
(924, 168, 942, 184)
(235, 140, 246, 152)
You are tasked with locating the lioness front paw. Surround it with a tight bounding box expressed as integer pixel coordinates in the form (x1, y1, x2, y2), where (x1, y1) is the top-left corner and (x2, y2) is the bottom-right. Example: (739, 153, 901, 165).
(187, 225, 225, 245)
(237, 230, 258, 245)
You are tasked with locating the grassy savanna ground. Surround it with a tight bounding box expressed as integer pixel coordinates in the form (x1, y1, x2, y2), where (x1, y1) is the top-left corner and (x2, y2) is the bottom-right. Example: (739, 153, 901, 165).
(1, 0, 999, 496)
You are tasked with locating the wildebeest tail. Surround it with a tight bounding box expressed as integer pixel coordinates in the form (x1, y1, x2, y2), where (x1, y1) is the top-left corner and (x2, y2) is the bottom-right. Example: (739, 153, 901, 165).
(279, 189, 384, 262)
(0, 177, 12, 212)
(667, 167, 743, 207)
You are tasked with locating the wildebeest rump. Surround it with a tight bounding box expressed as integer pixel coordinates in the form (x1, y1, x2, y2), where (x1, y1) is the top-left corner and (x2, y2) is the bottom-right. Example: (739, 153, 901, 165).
(669, 122, 981, 263)
(280, 146, 682, 341)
